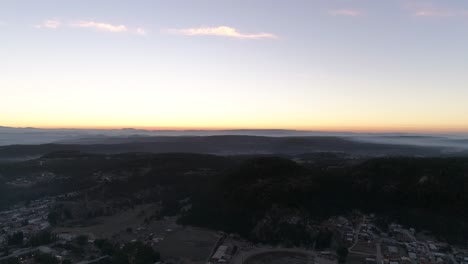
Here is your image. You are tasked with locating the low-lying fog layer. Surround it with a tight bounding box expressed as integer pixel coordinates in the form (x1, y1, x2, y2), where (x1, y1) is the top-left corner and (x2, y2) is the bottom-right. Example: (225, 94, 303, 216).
(1, 126, 467, 150)
(349, 135, 468, 151)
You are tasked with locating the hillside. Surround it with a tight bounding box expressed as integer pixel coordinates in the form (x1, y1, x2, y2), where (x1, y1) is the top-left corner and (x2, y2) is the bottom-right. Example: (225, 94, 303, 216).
(180, 157, 468, 244)
(0, 136, 452, 160)
(1, 152, 467, 244)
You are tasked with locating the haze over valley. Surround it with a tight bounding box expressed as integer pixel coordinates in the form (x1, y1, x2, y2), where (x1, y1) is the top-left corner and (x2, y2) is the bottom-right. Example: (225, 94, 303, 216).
(1, 0, 468, 263)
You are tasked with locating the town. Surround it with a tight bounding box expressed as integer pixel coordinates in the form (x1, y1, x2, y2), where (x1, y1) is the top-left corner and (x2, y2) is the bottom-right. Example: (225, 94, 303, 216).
(1, 195, 467, 264)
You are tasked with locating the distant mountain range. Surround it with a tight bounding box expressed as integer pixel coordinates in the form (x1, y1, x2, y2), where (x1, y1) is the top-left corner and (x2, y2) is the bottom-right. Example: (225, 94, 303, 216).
(0, 126, 467, 155)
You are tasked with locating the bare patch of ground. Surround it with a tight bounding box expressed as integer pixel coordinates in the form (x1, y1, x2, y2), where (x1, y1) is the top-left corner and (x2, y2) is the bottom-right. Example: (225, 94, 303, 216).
(154, 226, 220, 264)
(54, 204, 157, 238)
(346, 253, 369, 264)
(351, 240, 377, 255)
(245, 252, 310, 264)
(54, 204, 220, 264)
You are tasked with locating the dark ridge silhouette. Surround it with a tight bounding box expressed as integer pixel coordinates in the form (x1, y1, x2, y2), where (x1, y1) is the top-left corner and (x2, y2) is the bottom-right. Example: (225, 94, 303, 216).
(0, 136, 452, 160)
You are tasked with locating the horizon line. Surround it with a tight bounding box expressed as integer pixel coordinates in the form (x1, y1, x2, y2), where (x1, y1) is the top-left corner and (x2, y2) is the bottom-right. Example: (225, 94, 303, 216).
(1, 125, 468, 134)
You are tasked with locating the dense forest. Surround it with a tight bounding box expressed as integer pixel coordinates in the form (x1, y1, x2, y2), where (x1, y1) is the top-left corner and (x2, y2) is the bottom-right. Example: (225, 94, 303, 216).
(180, 156, 468, 244)
(1, 152, 467, 244)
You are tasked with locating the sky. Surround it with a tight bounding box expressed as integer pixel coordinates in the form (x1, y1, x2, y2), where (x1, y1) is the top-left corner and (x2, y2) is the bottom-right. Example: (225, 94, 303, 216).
(1, 0, 468, 132)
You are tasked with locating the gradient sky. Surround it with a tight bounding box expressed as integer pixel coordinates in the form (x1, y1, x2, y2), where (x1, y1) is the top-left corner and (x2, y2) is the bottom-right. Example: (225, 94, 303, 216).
(1, 0, 468, 132)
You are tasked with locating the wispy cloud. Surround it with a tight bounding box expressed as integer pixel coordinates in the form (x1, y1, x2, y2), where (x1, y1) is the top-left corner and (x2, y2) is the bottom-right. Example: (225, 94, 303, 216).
(71, 20, 128, 32)
(35, 19, 61, 29)
(404, 1, 468, 17)
(329, 9, 363, 17)
(34, 18, 146, 36)
(413, 8, 468, 17)
(135, 27, 147, 36)
(167, 26, 278, 40)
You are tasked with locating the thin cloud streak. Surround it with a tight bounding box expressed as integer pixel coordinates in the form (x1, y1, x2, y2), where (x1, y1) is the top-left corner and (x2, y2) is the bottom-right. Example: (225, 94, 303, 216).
(32, 19, 149, 36)
(404, 0, 468, 17)
(35, 19, 61, 29)
(329, 9, 363, 17)
(413, 8, 468, 17)
(136, 27, 147, 36)
(71, 21, 128, 32)
(168, 26, 278, 40)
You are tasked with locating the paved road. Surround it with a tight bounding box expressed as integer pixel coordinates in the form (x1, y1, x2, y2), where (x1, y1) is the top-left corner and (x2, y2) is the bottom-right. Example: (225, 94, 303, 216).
(347, 217, 385, 264)
(375, 239, 383, 264)
(348, 222, 363, 252)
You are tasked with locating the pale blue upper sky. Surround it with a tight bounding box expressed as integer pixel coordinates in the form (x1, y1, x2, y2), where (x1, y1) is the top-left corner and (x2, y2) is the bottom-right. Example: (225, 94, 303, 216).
(1, 0, 468, 132)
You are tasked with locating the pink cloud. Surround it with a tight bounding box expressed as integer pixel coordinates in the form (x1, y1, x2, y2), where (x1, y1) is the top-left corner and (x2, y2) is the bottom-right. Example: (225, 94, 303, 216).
(329, 9, 363, 17)
(413, 8, 468, 17)
(404, 1, 468, 17)
(72, 21, 128, 32)
(135, 27, 147, 36)
(168, 26, 278, 40)
(35, 19, 61, 29)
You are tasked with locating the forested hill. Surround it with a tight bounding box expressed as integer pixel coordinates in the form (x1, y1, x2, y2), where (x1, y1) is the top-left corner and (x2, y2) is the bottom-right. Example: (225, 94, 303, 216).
(1, 152, 467, 244)
(0, 136, 454, 160)
(180, 156, 468, 244)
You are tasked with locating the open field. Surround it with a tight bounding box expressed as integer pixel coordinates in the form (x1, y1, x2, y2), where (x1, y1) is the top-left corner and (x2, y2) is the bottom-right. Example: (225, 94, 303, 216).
(53, 204, 219, 264)
(54, 204, 157, 238)
(245, 251, 311, 264)
(351, 240, 377, 255)
(347, 253, 372, 264)
(154, 226, 220, 264)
